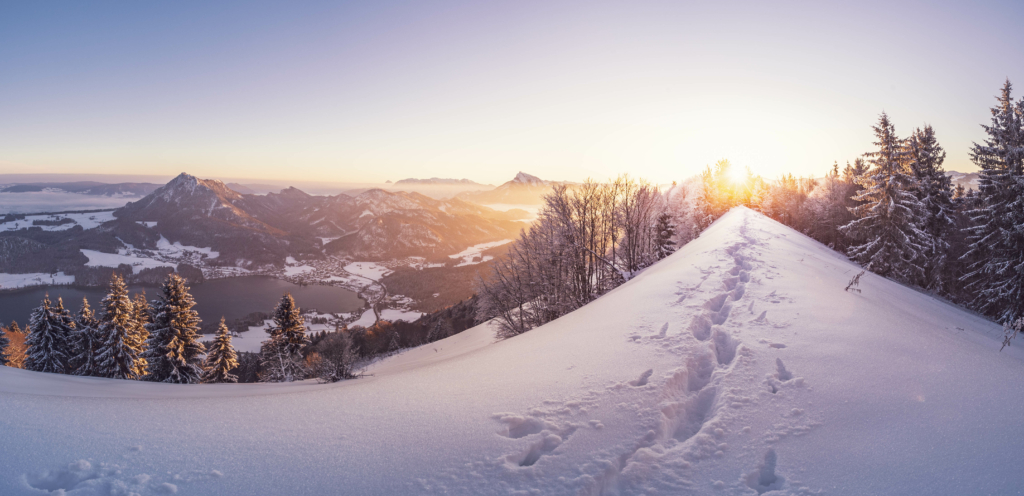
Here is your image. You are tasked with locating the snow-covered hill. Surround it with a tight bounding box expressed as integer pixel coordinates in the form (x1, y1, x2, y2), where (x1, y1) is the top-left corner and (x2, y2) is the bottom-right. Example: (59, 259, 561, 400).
(2, 207, 1022, 495)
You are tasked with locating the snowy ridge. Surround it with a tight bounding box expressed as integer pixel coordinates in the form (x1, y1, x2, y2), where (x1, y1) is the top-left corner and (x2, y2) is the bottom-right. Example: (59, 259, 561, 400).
(1, 207, 1022, 495)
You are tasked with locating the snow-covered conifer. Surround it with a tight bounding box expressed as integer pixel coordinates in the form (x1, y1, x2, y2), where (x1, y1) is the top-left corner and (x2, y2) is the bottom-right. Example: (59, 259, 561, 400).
(95, 274, 147, 380)
(69, 298, 101, 376)
(144, 274, 205, 384)
(24, 296, 75, 374)
(202, 317, 238, 384)
(962, 80, 1024, 327)
(268, 293, 309, 356)
(132, 291, 152, 349)
(259, 293, 309, 382)
(654, 212, 676, 260)
(841, 112, 931, 282)
(906, 125, 955, 289)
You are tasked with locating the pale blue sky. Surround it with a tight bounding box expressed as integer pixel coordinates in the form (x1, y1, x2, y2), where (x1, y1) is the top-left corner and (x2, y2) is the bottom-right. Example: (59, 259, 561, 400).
(2, 0, 1022, 184)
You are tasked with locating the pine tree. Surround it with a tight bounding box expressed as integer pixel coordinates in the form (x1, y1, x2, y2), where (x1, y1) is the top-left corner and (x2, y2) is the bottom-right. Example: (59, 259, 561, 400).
(144, 274, 205, 384)
(132, 292, 152, 349)
(202, 317, 238, 384)
(24, 295, 75, 374)
(95, 274, 147, 379)
(69, 297, 101, 376)
(654, 212, 676, 260)
(962, 80, 1024, 327)
(0, 323, 10, 366)
(906, 125, 955, 289)
(840, 112, 931, 282)
(259, 293, 309, 382)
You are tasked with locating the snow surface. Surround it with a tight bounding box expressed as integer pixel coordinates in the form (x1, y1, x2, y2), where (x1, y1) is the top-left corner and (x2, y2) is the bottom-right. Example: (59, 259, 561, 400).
(0, 271, 75, 289)
(156, 236, 218, 259)
(343, 262, 391, 281)
(0, 211, 116, 232)
(449, 239, 512, 267)
(349, 308, 423, 328)
(2, 207, 1023, 495)
(80, 249, 177, 274)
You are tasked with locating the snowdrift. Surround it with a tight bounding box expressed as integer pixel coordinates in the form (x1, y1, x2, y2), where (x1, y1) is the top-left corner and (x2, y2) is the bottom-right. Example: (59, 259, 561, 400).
(2, 207, 1023, 495)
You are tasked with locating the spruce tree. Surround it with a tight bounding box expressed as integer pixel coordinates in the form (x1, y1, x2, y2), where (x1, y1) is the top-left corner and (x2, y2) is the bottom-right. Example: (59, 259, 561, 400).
(132, 292, 152, 349)
(69, 297, 101, 376)
(907, 125, 955, 289)
(0, 323, 10, 366)
(962, 80, 1024, 327)
(654, 212, 676, 260)
(259, 293, 309, 382)
(24, 295, 75, 374)
(203, 317, 238, 384)
(841, 112, 931, 282)
(144, 274, 205, 384)
(95, 274, 147, 379)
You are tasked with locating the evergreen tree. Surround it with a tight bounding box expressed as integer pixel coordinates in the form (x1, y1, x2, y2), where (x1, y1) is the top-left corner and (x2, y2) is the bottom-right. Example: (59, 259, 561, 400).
(0, 323, 10, 366)
(259, 293, 309, 382)
(144, 274, 205, 384)
(69, 297, 101, 376)
(95, 274, 147, 379)
(132, 291, 152, 349)
(24, 295, 75, 374)
(906, 125, 955, 289)
(268, 293, 309, 355)
(841, 112, 931, 282)
(202, 317, 238, 384)
(962, 79, 1024, 327)
(654, 212, 676, 260)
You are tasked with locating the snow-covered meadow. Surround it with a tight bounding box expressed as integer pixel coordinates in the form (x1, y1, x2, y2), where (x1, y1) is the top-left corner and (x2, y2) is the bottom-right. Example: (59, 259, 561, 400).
(0, 211, 116, 233)
(1, 207, 1022, 495)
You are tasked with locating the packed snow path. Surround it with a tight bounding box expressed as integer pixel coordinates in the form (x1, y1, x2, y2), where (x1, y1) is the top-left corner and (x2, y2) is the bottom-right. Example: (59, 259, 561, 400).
(2, 207, 1023, 495)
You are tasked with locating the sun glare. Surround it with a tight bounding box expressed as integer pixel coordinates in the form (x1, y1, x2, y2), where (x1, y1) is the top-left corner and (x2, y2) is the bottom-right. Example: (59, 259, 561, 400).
(727, 164, 749, 184)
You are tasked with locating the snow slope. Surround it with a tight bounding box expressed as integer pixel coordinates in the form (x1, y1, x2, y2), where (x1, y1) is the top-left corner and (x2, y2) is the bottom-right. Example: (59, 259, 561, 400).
(2, 207, 1023, 495)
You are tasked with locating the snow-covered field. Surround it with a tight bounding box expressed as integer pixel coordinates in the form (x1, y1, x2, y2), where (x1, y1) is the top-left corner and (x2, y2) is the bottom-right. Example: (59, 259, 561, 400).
(0, 192, 134, 214)
(0, 211, 116, 232)
(349, 307, 423, 328)
(80, 249, 178, 274)
(0, 271, 75, 290)
(343, 261, 391, 281)
(2, 207, 1023, 495)
(80, 237, 219, 274)
(449, 239, 512, 267)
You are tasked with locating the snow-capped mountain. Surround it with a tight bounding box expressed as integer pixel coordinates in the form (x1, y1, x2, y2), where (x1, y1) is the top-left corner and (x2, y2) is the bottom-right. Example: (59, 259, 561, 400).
(305, 189, 525, 258)
(457, 171, 562, 205)
(112, 174, 524, 263)
(3, 207, 1020, 495)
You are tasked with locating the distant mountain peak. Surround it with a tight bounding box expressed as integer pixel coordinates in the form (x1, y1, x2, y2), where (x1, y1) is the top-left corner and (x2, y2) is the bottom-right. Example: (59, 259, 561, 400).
(512, 172, 545, 185)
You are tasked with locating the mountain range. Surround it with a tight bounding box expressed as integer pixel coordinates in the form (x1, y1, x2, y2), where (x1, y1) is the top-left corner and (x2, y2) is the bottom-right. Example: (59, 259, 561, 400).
(113, 173, 529, 264)
(456, 171, 564, 205)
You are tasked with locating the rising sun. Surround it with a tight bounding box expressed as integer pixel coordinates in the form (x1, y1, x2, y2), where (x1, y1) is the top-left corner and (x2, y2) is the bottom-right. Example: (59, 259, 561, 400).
(727, 163, 750, 184)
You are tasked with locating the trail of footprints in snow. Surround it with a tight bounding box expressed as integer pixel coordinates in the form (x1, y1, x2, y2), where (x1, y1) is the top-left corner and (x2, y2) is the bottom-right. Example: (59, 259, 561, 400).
(576, 242, 757, 495)
(488, 220, 814, 493)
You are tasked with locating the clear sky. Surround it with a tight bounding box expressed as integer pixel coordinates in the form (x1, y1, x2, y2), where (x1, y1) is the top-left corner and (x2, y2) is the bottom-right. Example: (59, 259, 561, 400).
(2, 0, 1022, 185)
